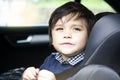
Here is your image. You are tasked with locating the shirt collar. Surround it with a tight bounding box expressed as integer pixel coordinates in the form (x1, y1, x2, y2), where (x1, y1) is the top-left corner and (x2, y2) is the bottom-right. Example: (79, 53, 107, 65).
(52, 52, 85, 66)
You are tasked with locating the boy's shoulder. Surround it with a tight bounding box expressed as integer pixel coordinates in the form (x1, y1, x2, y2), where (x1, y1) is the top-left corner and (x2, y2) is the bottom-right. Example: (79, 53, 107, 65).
(45, 52, 58, 61)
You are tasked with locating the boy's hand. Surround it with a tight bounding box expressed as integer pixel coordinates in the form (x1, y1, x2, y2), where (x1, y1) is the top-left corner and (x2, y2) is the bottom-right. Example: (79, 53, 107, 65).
(22, 67, 39, 80)
(38, 69, 56, 80)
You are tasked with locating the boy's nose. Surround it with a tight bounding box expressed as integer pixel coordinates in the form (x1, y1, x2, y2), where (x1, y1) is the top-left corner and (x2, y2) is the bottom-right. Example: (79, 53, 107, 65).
(64, 32, 71, 38)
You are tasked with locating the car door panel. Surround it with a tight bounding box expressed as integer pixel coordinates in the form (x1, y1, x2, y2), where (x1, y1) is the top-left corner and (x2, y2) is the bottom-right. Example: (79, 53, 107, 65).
(0, 26, 49, 74)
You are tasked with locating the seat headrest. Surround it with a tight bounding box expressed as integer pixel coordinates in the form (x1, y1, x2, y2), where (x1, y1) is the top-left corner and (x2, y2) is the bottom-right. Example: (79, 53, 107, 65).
(72, 65, 120, 80)
(83, 14, 120, 72)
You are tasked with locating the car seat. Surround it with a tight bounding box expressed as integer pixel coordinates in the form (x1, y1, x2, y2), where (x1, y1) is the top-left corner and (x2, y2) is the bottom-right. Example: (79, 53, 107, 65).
(83, 13, 120, 74)
(72, 64, 120, 80)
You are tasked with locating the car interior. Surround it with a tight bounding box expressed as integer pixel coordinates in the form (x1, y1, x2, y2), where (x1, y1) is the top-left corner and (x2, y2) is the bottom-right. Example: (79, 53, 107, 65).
(72, 64, 120, 80)
(0, 0, 120, 80)
(84, 14, 120, 74)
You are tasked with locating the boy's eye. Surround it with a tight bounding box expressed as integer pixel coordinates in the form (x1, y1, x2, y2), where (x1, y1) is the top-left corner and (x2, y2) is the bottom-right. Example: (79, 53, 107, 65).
(56, 28, 63, 31)
(73, 28, 81, 31)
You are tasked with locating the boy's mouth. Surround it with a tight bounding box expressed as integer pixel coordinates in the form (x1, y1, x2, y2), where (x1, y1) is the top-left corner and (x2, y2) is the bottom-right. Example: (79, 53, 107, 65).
(61, 42, 74, 46)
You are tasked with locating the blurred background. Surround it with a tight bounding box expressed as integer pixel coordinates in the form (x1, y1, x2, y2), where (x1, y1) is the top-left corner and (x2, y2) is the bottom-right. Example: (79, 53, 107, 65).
(0, 0, 116, 27)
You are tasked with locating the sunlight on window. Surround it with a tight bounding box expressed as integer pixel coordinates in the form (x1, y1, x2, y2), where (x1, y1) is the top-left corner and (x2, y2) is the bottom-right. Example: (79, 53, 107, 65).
(0, 0, 114, 27)
(81, 0, 116, 14)
(0, 0, 40, 26)
(0, 0, 73, 27)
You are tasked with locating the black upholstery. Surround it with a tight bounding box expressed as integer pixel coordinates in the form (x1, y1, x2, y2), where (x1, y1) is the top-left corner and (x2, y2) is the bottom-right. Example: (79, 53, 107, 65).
(72, 64, 120, 80)
(83, 14, 120, 73)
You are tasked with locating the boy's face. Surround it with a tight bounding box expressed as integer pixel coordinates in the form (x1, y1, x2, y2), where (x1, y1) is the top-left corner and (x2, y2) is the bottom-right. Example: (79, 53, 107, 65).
(52, 14, 88, 60)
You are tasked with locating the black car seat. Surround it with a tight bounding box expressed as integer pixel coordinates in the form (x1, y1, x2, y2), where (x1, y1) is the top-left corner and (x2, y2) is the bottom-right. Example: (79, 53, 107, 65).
(83, 13, 120, 74)
(72, 64, 120, 80)
(95, 12, 115, 21)
(55, 13, 120, 80)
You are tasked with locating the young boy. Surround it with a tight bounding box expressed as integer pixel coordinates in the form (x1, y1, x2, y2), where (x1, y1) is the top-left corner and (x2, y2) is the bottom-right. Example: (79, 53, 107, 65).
(22, 1, 95, 80)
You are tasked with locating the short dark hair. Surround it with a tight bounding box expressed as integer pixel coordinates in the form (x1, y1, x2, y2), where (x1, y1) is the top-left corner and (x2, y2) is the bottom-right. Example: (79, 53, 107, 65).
(49, 1, 95, 44)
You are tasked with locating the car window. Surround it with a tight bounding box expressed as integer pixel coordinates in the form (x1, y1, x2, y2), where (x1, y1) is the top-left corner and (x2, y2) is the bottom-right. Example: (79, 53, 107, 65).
(81, 0, 116, 15)
(0, 0, 73, 27)
(0, 0, 117, 27)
